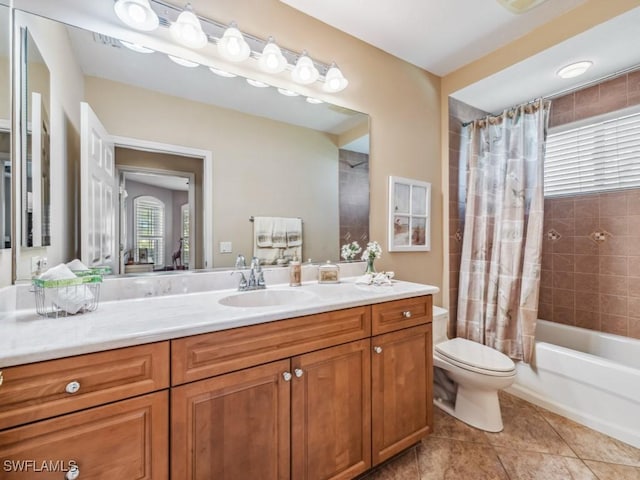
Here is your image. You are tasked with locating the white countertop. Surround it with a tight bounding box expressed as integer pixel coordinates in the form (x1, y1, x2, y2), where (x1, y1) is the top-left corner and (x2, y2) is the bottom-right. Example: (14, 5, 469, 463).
(0, 278, 438, 367)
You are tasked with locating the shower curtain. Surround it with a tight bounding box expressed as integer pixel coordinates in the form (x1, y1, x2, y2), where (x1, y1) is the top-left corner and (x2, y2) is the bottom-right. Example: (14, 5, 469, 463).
(457, 99, 550, 363)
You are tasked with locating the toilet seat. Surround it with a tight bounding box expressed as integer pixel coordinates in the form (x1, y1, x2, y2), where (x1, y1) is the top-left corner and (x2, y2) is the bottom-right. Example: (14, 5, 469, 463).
(435, 338, 515, 377)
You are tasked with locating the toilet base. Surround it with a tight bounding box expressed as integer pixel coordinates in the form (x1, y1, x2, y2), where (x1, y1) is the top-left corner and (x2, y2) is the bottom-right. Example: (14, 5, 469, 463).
(438, 385, 504, 432)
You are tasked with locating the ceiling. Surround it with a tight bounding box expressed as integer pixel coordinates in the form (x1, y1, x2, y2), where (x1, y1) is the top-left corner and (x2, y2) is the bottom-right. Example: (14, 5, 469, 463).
(280, 0, 640, 113)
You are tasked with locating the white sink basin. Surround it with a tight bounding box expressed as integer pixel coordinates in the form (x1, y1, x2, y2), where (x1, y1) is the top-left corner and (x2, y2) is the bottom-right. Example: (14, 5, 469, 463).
(218, 289, 316, 308)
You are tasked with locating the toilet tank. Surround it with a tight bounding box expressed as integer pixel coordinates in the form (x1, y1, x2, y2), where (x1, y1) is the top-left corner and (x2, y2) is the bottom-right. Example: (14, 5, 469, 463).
(432, 306, 449, 345)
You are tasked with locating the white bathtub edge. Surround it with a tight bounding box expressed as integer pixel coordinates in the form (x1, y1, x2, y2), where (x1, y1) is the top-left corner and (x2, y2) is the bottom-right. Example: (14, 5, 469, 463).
(505, 383, 640, 449)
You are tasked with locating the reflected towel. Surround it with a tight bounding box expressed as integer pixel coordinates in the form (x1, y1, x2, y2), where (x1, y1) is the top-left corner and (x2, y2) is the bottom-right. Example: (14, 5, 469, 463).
(254, 217, 274, 247)
(286, 217, 302, 247)
(272, 217, 288, 248)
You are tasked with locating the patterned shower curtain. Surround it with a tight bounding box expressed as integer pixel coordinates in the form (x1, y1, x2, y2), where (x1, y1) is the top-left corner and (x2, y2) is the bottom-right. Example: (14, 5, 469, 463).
(456, 99, 550, 363)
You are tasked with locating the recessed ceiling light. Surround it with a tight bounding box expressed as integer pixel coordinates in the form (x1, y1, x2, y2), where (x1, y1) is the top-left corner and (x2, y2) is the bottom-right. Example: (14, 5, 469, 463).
(305, 97, 323, 104)
(119, 40, 154, 53)
(496, 0, 549, 14)
(168, 55, 199, 68)
(246, 78, 270, 88)
(557, 61, 593, 79)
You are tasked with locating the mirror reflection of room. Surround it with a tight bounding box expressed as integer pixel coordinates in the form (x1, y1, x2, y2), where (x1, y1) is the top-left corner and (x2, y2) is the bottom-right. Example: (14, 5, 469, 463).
(0, 3, 10, 252)
(12, 8, 370, 279)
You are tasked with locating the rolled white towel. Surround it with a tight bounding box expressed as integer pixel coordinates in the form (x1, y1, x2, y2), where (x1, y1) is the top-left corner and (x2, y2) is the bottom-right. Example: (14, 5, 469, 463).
(66, 258, 90, 272)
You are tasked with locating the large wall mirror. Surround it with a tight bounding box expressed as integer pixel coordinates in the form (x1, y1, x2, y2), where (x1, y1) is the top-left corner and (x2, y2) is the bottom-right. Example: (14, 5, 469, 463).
(20, 27, 51, 248)
(0, 3, 11, 250)
(12, 1, 369, 280)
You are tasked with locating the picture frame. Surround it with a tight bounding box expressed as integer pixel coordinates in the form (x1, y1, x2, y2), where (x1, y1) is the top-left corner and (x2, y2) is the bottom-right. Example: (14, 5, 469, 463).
(138, 248, 149, 263)
(388, 176, 431, 252)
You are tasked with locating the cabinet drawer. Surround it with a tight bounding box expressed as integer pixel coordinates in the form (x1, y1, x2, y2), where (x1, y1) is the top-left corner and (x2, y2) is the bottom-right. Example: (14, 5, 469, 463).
(0, 342, 169, 430)
(172, 306, 371, 385)
(371, 295, 432, 335)
(0, 391, 168, 479)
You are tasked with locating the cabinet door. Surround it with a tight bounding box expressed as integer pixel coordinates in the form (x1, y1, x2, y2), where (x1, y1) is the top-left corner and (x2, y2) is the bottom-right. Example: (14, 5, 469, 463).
(371, 324, 432, 465)
(291, 339, 371, 480)
(171, 359, 291, 480)
(0, 391, 168, 479)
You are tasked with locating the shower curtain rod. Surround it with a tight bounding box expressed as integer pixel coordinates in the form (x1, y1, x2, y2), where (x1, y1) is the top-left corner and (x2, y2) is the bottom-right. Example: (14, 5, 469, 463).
(542, 63, 640, 101)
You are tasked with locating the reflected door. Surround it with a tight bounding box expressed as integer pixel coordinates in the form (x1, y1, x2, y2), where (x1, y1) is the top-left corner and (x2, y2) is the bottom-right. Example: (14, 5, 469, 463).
(80, 102, 116, 271)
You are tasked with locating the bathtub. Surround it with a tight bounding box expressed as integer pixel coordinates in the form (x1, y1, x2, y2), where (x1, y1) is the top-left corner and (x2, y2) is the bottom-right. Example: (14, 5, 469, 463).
(505, 319, 640, 448)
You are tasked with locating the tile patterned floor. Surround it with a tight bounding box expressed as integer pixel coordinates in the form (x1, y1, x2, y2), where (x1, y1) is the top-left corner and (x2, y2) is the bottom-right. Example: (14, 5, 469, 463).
(362, 392, 640, 480)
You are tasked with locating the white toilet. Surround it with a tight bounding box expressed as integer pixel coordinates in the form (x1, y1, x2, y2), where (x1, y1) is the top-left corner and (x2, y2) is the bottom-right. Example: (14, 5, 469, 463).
(432, 306, 516, 432)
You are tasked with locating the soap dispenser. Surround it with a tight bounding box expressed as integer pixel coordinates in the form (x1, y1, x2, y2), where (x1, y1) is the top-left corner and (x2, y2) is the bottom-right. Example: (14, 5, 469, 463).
(289, 258, 302, 287)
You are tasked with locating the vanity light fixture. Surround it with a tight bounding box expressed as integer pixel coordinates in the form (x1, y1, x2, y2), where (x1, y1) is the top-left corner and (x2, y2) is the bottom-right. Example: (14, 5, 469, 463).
(168, 54, 200, 68)
(322, 63, 349, 93)
(258, 38, 288, 74)
(291, 52, 319, 85)
(119, 40, 155, 53)
(246, 78, 270, 88)
(217, 23, 251, 62)
(209, 67, 237, 78)
(557, 61, 593, 79)
(114, 0, 159, 31)
(170, 3, 208, 49)
(113, 0, 349, 93)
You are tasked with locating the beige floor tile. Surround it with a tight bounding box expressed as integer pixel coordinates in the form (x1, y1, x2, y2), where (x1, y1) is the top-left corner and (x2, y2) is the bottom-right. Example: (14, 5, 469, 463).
(432, 407, 489, 444)
(416, 436, 508, 480)
(496, 447, 597, 480)
(584, 460, 640, 480)
(483, 404, 576, 457)
(499, 391, 539, 413)
(362, 449, 420, 480)
(540, 410, 640, 467)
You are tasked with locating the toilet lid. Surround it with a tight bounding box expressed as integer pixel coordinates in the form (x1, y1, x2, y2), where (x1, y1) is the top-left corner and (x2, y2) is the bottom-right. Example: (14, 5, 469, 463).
(435, 338, 515, 373)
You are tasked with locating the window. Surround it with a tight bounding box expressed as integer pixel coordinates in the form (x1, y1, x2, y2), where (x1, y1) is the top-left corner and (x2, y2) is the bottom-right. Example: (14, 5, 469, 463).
(544, 106, 640, 197)
(134, 196, 165, 267)
(181, 204, 190, 267)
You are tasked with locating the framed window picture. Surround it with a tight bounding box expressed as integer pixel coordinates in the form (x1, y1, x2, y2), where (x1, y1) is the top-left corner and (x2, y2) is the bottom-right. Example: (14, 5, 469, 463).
(388, 176, 431, 251)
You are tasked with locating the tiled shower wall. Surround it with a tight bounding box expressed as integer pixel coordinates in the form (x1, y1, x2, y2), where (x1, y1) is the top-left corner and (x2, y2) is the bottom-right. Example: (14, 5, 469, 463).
(339, 149, 369, 252)
(540, 69, 640, 339)
(448, 98, 488, 337)
(540, 191, 640, 338)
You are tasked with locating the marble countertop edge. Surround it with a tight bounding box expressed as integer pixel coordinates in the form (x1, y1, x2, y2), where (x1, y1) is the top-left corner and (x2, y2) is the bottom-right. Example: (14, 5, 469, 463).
(0, 278, 439, 367)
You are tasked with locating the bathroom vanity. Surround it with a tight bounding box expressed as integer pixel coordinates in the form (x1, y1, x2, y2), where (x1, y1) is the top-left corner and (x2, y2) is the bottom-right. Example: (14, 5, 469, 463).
(0, 278, 436, 479)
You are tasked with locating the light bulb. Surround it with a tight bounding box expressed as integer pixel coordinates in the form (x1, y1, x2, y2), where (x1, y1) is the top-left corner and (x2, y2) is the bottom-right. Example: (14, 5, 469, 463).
(217, 24, 250, 62)
(114, 0, 159, 31)
(323, 64, 349, 93)
(258, 39, 287, 74)
(291, 52, 319, 85)
(170, 5, 207, 49)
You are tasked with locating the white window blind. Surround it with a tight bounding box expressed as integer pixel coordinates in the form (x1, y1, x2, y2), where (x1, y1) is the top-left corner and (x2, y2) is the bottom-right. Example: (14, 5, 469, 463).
(544, 108, 640, 197)
(134, 196, 165, 267)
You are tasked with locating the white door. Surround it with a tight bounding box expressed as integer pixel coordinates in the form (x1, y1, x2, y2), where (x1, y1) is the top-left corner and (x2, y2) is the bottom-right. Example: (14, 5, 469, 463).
(80, 102, 117, 272)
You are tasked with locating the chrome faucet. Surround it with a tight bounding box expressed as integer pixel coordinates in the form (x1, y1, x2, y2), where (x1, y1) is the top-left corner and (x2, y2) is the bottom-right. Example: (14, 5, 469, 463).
(235, 254, 246, 269)
(233, 256, 266, 291)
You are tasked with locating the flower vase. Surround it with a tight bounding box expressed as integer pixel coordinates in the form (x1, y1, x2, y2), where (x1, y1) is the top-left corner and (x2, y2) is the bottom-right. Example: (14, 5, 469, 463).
(365, 258, 376, 274)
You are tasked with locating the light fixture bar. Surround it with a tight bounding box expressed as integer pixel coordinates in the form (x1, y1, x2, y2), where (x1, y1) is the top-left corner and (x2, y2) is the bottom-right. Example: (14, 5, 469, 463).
(135, 0, 336, 80)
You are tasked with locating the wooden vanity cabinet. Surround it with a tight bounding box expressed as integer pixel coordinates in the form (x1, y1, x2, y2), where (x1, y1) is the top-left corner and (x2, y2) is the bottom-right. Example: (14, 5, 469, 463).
(371, 296, 433, 464)
(0, 342, 170, 479)
(171, 308, 373, 480)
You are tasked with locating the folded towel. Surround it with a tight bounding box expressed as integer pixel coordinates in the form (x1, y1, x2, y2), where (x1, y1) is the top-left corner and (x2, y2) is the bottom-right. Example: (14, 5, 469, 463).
(271, 217, 288, 248)
(254, 217, 274, 248)
(39, 264, 94, 314)
(286, 217, 302, 247)
(66, 259, 89, 272)
(354, 272, 394, 286)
